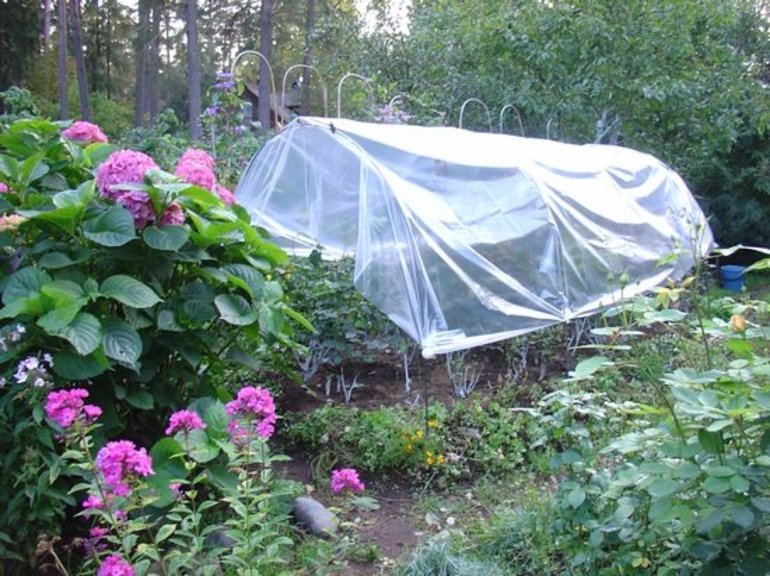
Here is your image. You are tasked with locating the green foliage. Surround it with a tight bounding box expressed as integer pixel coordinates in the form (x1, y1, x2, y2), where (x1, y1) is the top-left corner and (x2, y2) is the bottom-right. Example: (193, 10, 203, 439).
(0, 86, 39, 122)
(284, 254, 405, 376)
(398, 536, 506, 576)
(0, 117, 303, 562)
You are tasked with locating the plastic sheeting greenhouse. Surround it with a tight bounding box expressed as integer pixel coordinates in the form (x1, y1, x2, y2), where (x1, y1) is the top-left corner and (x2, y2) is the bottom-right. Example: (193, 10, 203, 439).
(235, 117, 713, 357)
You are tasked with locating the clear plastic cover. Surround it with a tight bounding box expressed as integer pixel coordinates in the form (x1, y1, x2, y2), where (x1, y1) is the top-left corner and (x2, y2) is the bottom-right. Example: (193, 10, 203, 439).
(236, 117, 713, 357)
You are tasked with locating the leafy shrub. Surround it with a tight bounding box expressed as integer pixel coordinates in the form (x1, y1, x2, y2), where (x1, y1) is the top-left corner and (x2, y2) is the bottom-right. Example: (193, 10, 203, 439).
(0, 117, 304, 563)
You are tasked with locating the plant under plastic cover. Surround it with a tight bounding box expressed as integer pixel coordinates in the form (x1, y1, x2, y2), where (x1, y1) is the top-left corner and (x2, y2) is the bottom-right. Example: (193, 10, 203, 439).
(235, 118, 713, 357)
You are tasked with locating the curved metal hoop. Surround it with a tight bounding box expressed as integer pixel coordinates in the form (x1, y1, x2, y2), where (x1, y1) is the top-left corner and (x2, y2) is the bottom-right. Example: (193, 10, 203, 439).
(499, 104, 525, 136)
(281, 64, 329, 117)
(546, 117, 558, 140)
(458, 98, 492, 131)
(336, 73, 375, 118)
(231, 50, 280, 129)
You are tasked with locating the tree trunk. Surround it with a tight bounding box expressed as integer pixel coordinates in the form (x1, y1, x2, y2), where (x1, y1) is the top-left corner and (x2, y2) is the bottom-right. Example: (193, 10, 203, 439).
(186, 0, 202, 139)
(134, 0, 150, 126)
(69, 0, 91, 119)
(57, 0, 68, 120)
(146, 0, 162, 119)
(257, 0, 275, 131)
(300, 0, 316, 116)
(43, 0, 52, 46)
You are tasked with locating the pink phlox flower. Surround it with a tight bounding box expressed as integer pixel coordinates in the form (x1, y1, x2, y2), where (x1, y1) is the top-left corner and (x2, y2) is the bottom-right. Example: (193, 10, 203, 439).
(96, 150, 159, 201)
(45, 388, 90, 428)
(225, 386, 277, 440)
(98, 554, 135, 576)
(96, 440, 154, 497)
(84, 404, 103, 422)
(62, 121, 108, 144)
(330, 468, 365, 494)
(114, 509, 128, 522)
(0, 183, 8, 194)
(178, 148, 215, 170)
(165, 409, 206, 436)
(82, 494, 104, 510)
(215, 184, 236, 206)
(174, 160, 216, 191)
(159, 202, 185, 226)
(89, 526, 109, 539)
(115, 190, 156, 229)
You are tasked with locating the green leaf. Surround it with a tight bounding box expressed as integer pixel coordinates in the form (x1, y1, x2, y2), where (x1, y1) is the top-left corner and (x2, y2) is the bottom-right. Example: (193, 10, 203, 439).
(567, 356, 612, 380)
(283, 305, 314, 332)
(185, 428, 220, 463)
(37, 301, 83, 332)
(55, 313, 102, 355)
(84, 143, 119, 166)
(157, 310, 184, 331)
(706, 466, 736, 478)
(52, 181, 94, 208)
(143, 225, 190, 251)
(38, 249, 92, 269)
(100, 275, 162, 308)
(214, 294, 258, 325)
(82, 206, 136, 247)
(155, 524, 176, 544)
(101, 319, 142, 368)
(730, 474, 750, 493)
(2, 267, 51, 305)
(52, 351, 109, 380)
(729, 506, 755, 528)
(567, 487, 586, 508)
(17, 205, 83, 234)
(126, 389, 154, 410)
(646, 478, 681, 498)
(698, 429, 724, 454)
(703, 476, 731, 494)
(189, 397, 228, 439)
(223, 264, 265, 298)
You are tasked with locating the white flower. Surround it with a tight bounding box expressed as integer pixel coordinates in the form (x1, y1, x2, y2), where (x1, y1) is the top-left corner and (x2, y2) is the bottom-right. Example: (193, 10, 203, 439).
(33, 377, 46, 388)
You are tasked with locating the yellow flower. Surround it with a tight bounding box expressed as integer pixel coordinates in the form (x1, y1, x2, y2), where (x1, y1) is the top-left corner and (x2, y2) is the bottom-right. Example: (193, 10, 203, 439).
(427, 418, 439, 429)
(436, 454, 445, 465)
(730, 314, 747, 333)
(405, 443, 413, 453)
(413, 429, 424, 440)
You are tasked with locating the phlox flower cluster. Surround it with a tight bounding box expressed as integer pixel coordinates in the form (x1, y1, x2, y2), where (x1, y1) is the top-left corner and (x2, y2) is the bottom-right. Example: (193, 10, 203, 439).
(0, 323, 26, 354)
(0, 182, 8, 193)
(95, 440, 154, 497)
(14, 352, 53, 387)
(213, 71, 236, 91)
(97, 554, 135, 576)
(225, 386, 277, 442)
(174, 147, 235, 205)
(62, 120, 108, 144)
(45, 388, 102, 429)
(330, 468, 365, 494)
(165, 409, 206, 436)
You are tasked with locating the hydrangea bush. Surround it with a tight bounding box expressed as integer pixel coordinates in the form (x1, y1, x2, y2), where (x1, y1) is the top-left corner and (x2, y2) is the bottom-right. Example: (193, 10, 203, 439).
(0, 117, 308, 564)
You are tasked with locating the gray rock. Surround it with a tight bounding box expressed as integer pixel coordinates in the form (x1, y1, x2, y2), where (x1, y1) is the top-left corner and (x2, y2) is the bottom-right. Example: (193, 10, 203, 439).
(293, 496, 338, 538)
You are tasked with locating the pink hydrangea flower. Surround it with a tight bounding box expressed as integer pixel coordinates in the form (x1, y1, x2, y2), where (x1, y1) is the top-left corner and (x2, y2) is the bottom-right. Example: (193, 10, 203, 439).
(178, 148, 215, 170)
(165, 409, 206, 436)
(174, 160, 216, 191)
(82, 495, 104, 509)
(0, 183, 8, 194)
(225, 386, 277, 440)
(45, 388, 101, 428)
(159, 202, 185, 226)
(95, 440, 154, 497)
(62, 121, 108, 144)
(98, 554, 135, 576)
(215, 184, 236, 205)
(115, 190, 156, 229)
(96, 150, 159, 201)
(330, 468, 365, 494)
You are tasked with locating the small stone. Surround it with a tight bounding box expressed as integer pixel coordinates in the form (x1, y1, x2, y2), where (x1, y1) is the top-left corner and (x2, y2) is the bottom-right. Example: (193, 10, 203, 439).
(293, 496, 338, 538)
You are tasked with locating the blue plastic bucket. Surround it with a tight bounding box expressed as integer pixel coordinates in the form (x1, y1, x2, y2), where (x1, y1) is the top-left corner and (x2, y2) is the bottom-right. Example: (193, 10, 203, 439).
(721, 265, 746, 292)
